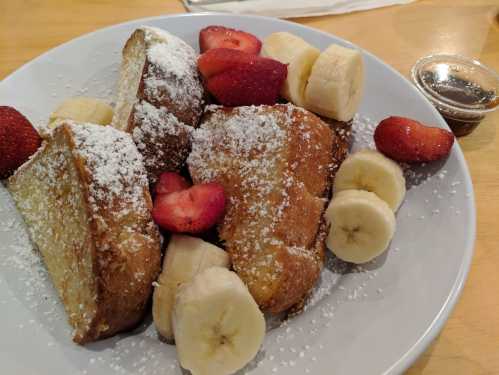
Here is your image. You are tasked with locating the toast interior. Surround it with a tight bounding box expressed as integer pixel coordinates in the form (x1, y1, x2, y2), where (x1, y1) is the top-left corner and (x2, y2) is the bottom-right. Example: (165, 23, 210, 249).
(8, 128, 99, 340)
(113, 29, 147, 132)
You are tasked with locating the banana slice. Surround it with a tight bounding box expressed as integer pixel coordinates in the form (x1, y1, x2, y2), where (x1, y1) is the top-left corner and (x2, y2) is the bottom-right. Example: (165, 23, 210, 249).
(152, 235, 230, 341)
(173, 267, 265, 375)
(261, 32, 320, 107)
(334, 149, 406, 211)
(49, 97, 113, 127)
(325, 190, 395, 264)
(304, 44, 364, 121)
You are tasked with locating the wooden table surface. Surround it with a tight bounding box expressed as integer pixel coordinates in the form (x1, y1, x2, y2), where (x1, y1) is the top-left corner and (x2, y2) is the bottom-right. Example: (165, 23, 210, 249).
(1, 0, 498, 373)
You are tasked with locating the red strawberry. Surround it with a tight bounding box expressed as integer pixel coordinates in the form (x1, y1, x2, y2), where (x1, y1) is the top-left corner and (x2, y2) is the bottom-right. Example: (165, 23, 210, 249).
(0, 106, 42, 179)
(154, 172, 191, 196)
(152, 183, 226, 234)
(199, 25, 262, 55)
(206, 58, 287, 106)
(374, 116, 455, 163)
(197, 48, 258, 79)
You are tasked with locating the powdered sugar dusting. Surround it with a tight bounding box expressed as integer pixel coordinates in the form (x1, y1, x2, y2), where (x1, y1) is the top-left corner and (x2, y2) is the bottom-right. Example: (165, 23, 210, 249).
(188, 105, 288, 251)
(133, 101, 188, 139)
(351, 113, 376, 150)
(141, 26, 203, 113)
(0, 184, 72, 337)
(70, 122, 148, 214)
(189, 105, 286, 180)
(132, 101, 192, 183)
(188, 105, 288, 261)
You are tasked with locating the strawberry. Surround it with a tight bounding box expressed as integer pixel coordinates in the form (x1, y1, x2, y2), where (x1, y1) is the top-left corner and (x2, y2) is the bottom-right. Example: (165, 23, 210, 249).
(152, 183, 226, 234)
(374, 116, 455, 163)
(0, 106, 42, 179)
(206, 57, 287, 106)
(197, 48, 258, 79)
(154, 172, 191, 196)
(197, 48, 287, 106)
(199, 25, 262, 55)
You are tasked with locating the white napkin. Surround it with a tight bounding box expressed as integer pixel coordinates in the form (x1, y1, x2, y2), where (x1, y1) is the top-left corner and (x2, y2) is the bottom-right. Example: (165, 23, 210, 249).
(183, 0, 416, 18)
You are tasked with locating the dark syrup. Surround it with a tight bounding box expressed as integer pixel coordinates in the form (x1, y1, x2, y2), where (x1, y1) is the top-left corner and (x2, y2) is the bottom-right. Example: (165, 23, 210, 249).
(421, 71, 497, 136)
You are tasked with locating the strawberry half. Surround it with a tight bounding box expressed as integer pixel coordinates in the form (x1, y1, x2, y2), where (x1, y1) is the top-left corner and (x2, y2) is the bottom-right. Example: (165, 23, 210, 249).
(197, 48, 259, 79)
(374, 116, 455, 163)
(199, 25, 262, 55)
(154, 172, 191, 197)
(206, 57, 287, 106)
(0, 106, 42, 179)
(152, 183, 226, 234)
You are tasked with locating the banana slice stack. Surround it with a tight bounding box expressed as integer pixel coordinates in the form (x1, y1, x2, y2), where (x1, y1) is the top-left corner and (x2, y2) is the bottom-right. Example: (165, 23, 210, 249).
(152, 235, 265, 375)
(334, 149, 406, 211)
(262, 32, 320, 107)
(262, 32, 364, 122)
(152, 235, 230, 341)
(325, 150, 406, 264)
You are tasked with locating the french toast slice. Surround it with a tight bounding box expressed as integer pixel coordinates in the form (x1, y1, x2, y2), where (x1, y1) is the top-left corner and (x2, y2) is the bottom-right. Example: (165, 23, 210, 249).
(7, 122, 161, 344)
(112, 26, 204, 183)
(188, 104, 348, 313)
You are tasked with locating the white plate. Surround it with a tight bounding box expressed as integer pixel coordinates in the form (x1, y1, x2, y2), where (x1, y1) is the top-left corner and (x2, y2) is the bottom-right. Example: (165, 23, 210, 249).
(0, 14, 475, 375)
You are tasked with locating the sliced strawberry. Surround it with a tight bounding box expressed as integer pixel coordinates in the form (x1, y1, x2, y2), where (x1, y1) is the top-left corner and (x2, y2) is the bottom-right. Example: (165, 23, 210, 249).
(374, 116, 455, 163)
(154, 172, 191, 196)
(199, 25, 262, 55)
(206, 57, 287, 106)
(197, 48, 259, 79)
(0, 106, 42, 179)
(152, 183, 226, 234)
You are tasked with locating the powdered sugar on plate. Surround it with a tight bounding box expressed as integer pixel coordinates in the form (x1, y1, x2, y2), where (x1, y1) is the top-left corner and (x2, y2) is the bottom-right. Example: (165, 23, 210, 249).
(0, 187, 69, 334)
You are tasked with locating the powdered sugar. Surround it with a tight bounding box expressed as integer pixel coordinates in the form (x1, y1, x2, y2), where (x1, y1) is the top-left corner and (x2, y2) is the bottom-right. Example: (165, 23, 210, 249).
(188, 105, 287, 235)
(188, 105, 287, 182)
(141, 26, 203, 113)
(133, 101, 188, 140)
(0, 186, 69, 334)
(70, 122, 148, 213)
(147, 43, 193, 81)
(131, 101, 192, 183)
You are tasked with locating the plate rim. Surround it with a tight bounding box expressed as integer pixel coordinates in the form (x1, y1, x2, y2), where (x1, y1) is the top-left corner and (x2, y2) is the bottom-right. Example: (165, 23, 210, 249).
(0, 12, 477, 375)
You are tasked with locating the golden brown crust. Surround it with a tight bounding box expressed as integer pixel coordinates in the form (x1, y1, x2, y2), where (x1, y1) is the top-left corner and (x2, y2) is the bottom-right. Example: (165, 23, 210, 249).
(65, 124, 161, 343)
(137, 58, 201, 128)
(128, 27, 204, 128)
(272, 220, 328, 314)
(321, 117, 352, 185)
(188, 104, 347, 313)
(127, 101, 193, 184)
(120, 28, 203, 128)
